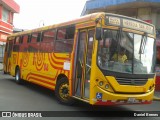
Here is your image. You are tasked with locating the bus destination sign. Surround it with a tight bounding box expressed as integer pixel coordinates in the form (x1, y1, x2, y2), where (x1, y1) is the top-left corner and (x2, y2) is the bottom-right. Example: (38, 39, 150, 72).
(108, 16, 120, 26)
(106, 16, 154, 34)
(123, 19, 153, 34)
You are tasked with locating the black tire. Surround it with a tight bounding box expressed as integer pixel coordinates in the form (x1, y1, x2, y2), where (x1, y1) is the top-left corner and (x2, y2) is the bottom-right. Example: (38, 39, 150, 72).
(15, 67, 22, 84)
(55, 77, 75, 105)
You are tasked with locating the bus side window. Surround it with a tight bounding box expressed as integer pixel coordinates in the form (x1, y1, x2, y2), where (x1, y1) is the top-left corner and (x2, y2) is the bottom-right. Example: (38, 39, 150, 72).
(22, 35, 29, 52)
(19, 36, 23, 44)
(31, 33, 38, 43)
(14, 36, 20, 44)
(37, 33, 41, 42)
(55, 26, 75, 53)
(29, 33, 41, 52)
(27, 35, 31, 43)
(41, 29, 55, 52)
(5, 37, 13, 53)
(13, 36, 20, 52)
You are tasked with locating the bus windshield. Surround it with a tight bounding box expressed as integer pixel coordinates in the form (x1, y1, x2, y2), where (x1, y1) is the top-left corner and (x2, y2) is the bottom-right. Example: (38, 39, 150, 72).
(97, 29, 155, 74)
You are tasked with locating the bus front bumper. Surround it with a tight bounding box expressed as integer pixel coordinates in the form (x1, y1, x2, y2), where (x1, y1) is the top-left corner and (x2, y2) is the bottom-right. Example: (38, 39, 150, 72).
(90, 86, 154, 105)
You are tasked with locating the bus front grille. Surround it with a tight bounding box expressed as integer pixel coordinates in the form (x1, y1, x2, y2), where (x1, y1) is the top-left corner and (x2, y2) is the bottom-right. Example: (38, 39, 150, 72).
(116, 77, 148, 86)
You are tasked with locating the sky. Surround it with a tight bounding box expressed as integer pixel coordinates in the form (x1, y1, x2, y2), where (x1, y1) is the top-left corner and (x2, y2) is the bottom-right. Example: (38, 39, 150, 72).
(13, 0, 87, 29)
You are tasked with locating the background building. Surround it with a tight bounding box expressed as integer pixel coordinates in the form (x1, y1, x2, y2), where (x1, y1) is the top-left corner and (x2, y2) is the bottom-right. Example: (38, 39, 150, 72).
(82, 0, 160, 29)
(0, 0, 20, 62)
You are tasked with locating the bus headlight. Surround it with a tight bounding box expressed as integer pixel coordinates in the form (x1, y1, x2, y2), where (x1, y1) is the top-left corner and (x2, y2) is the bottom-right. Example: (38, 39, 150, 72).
(99, 81, 104, 86)
(105, 84, 109, 89)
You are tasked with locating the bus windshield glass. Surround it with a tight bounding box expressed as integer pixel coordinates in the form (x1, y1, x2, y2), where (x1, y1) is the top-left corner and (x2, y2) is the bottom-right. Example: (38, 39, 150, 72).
(97, 29, 155, 74)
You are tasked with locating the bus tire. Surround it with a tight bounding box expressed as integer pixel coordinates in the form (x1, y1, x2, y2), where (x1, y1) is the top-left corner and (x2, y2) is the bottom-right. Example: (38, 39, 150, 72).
(15, 67, 22, 84)
(55, 77, 74, 105)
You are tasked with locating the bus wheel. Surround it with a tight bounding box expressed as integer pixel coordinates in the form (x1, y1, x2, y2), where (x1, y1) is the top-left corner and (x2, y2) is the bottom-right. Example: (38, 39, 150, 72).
(55, 77, 74, 105)
(15, 68, 22, 84)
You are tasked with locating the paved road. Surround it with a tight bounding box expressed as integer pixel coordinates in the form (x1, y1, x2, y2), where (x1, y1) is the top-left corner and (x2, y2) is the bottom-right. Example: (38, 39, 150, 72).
(0, 71, 159, 120)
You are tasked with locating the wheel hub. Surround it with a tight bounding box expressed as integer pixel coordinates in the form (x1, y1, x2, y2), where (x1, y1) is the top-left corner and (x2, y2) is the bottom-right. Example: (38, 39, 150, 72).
(59, 84, 69, 100)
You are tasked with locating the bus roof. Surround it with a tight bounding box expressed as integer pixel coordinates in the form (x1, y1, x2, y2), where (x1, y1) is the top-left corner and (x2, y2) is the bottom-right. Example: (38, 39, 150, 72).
(9, 12, 104, 37)
(9, 12, 155, 37)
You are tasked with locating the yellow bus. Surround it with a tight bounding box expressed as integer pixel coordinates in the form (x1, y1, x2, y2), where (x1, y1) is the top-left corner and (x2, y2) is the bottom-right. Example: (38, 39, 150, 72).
(3, 12, 156, 105)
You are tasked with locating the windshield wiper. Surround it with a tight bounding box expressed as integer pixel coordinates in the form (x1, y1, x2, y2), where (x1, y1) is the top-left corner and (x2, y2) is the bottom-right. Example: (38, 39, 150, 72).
(139, 33, 147, 60)
(139, 33, 147, 54)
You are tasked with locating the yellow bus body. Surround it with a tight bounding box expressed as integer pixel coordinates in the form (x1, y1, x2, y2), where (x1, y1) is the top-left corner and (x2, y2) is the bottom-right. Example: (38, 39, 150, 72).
(3, 12, 156, 105)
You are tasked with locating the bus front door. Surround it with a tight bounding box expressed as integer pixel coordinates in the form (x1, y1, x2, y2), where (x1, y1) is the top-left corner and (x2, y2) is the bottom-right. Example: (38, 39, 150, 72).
(74, 29, 94, 100)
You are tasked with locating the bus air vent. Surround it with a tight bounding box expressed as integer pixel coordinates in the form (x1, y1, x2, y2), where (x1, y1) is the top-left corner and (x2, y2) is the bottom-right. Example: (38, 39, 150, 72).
(116, 77, 147, 86)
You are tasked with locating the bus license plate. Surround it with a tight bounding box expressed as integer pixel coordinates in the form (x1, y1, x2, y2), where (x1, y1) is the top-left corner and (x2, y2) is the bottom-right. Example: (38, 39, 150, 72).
(128, 98, 136, 103)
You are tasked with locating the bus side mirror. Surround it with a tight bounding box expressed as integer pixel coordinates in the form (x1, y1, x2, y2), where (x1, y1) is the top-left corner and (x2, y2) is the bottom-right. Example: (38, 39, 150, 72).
(96, 27, 102, 40)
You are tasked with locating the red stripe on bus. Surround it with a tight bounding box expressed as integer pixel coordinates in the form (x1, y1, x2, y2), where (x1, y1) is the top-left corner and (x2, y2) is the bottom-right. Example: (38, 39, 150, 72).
(34, 53, 45, 71)
(29, 77, 56, 86)
(52, 53, 69, 60)
(35, 63, 44, 71)
(48, 54, 63, 69)
(22, 53, 29, 67)
(50, 53, 63, 65)
(30, 80, 55, 90)
(36, 53, 45, 66)
(55, 71, 59, 82)
(27, 73, 56, 81)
